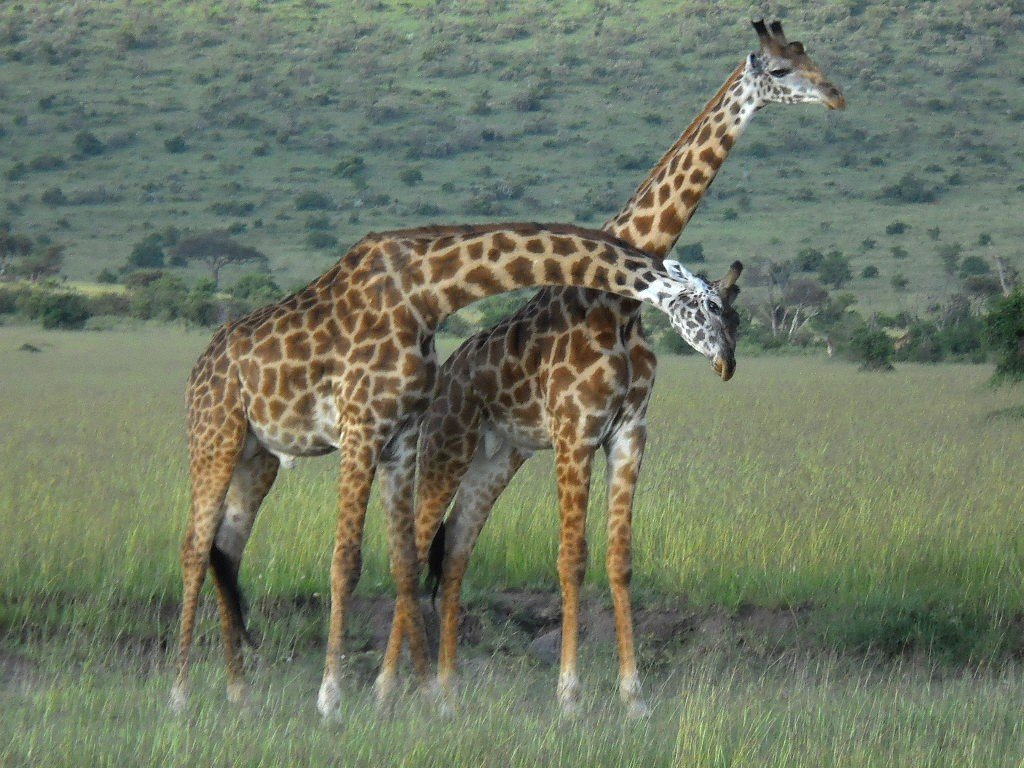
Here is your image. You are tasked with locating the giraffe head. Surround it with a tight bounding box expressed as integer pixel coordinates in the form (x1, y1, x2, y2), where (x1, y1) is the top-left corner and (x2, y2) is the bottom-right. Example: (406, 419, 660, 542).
(660, 260, 743, 382)
(745, 19, 845, 111)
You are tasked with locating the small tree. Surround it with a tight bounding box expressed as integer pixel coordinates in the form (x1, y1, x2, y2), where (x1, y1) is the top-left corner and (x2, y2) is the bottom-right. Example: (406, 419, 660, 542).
(126, 233, 166, 270)
(984, 288, 1024, 384)
(818, 251, 852, 288)
(172, 231, 268, 289)
(849, 324, 895, 371)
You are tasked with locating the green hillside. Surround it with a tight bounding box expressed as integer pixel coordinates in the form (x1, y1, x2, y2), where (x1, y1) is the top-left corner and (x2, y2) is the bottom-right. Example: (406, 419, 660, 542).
(1, 1, 1021, 314)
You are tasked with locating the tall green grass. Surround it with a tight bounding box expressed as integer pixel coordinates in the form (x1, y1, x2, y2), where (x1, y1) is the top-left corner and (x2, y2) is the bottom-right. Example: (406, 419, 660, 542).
(1, 326, 1022, 657)
(3, 652, 1024, 767)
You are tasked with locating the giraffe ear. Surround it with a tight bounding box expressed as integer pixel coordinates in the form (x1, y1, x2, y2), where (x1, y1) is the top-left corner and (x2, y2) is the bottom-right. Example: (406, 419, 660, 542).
(664, 259, 697, 286)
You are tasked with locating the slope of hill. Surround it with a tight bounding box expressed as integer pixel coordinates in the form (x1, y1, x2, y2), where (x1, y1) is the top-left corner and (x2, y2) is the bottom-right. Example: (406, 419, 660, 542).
(1, 1, 1021, 314)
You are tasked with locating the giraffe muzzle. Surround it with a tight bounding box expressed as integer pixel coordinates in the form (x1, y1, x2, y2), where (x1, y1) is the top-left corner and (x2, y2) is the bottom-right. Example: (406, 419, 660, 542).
(713, 354, 735, 382)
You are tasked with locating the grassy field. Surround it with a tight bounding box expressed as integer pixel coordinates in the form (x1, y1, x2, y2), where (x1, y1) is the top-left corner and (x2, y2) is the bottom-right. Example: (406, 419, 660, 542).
(2, 324, 1023, 765)
(0, 1, 1021, 311)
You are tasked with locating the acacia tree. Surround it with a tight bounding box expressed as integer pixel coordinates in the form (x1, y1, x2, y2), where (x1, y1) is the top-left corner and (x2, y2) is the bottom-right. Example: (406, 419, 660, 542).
(172, 231, 268, 289)
(758, 275, 830, 343)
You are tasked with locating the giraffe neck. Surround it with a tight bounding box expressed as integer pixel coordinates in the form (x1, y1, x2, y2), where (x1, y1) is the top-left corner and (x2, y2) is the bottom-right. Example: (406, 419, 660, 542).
(339, 224, 688, 330)
(605, 63, 758, 258)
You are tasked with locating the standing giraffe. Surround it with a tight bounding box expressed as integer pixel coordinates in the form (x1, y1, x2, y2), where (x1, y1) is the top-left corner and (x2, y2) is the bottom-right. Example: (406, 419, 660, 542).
(401, 20, 845, 717)
(170, 221, 740, 717)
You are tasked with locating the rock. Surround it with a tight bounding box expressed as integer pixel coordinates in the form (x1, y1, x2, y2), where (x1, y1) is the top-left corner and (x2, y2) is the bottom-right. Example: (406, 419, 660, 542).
(528, 629, 561, 665)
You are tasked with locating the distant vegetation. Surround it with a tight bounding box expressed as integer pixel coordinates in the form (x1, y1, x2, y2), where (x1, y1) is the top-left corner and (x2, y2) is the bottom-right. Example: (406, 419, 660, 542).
(0, 1, 1020, 361)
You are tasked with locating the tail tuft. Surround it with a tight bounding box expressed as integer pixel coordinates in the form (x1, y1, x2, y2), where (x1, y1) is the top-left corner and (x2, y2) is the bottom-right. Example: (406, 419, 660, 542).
(425, 520, 447, 608)
(209, 544, 258, 647)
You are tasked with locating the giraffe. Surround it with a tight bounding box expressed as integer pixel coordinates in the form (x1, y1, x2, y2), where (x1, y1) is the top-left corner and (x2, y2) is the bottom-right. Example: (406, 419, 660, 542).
(399, 20, 845, 717)
(169, 221, 739, 717)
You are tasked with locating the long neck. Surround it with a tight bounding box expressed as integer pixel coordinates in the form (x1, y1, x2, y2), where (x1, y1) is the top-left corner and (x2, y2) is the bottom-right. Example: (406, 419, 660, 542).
(604, 63, 757, 258)
(352, 224, 685, 329)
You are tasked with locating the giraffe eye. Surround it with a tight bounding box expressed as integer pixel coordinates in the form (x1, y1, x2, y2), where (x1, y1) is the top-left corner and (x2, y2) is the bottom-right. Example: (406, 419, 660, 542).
(707, 300, 723, 314)
(769, 68, 792, 78)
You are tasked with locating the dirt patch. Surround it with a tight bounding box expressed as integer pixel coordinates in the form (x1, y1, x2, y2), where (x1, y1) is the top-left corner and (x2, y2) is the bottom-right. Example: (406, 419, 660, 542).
(0, 651, 38, 691)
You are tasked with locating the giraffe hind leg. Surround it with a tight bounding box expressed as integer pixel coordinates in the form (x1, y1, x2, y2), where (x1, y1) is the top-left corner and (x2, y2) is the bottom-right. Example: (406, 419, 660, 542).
(172, 374, 248, 712)
(210, 443, 280, 703)
(433, 437, 529, 701)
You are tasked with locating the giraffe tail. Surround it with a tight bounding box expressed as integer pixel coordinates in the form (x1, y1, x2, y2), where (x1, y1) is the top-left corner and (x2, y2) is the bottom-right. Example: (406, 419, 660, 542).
(209, 543, 258, 648)
(425, 520, 446, 609)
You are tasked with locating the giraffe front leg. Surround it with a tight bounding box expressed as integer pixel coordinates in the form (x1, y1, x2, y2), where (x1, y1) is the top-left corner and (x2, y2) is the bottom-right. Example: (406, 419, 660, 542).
(318, 422, 384, 720)
(604, 423, 650, 719)
(374, 421, 429, 705)
(553, 429, 595, 716)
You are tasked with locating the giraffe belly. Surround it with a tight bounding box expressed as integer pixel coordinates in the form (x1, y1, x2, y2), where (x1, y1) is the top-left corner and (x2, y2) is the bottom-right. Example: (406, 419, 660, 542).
(484, 420, 551, 453)
(246, 394, 341, 463)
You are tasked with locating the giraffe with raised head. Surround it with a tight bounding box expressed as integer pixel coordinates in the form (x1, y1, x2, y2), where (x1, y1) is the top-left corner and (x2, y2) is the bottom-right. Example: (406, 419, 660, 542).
(170, 221, 739, 717)
(402, 20, 845, 717)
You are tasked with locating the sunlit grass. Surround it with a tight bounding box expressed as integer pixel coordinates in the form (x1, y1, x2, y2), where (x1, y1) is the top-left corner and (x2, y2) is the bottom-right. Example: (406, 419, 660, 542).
(2, 327, 1022, 654)
(2, 326, 1023, 763)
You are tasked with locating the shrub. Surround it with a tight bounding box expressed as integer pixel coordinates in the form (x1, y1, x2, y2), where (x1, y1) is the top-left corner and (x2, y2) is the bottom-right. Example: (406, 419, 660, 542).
(129, 274, 189, 321)
(126, 234, 165, 269)
(861, 265, 879, 279)
(818, 251, 852, 288)
(85, 291, 130, 317)
(41, 187, 68, 206)
(29, 154, 65, 171)
(230, 273, 280, 305)
(306, 230, 338, 250)
(209, 201, 255, 216)
(795, 248, 824, 272)
(885, 221, 909, 235)
(880, 173, 938, 203)
(295, 191, 334, 211)
(73, 130, 105, 157)
(985, 289, 1024, 384)
(96, 268, 118, 284)
(333, 155, 365, 178)
(164, 136, 188, 154)
(5, 162, 27, 181)
(959, 255, 990, 278)
(848, 324, 894, 371)
(399, 167, 423, 187)
(24, 291, 91, 330)
(891, 273, 909, 291)
(890, 246, 909, 260)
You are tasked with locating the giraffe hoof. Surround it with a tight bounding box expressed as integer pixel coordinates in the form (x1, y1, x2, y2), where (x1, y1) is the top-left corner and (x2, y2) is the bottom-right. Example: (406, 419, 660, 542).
(558, 697, 582, 719)
(373, 672, 397, 706)
(169, 684, 188, 714)
(226, 681, 248, 706)
(427, 677, 458, 716)
(317, 677, 342, 720)
(626, 699, 652, 720)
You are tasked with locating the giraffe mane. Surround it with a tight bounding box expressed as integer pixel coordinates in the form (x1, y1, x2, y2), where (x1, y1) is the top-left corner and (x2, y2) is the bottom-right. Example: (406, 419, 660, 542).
(357, 221, 644, 252)
(616, 63, 746, 227)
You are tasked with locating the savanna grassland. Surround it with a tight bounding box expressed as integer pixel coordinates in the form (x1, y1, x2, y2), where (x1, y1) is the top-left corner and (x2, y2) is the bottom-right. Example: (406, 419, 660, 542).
(3, 0, 1024, 765)
(2, 326, 1023, 765)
